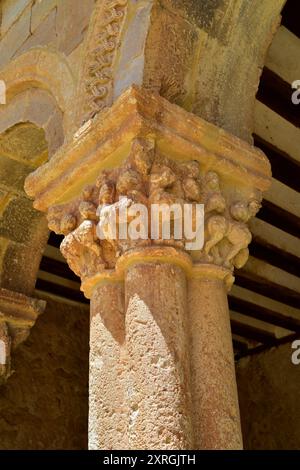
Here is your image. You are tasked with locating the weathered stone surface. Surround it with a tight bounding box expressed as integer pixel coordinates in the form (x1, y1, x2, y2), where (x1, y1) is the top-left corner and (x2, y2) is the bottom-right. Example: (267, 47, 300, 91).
(25, 86, 271, 212)
(237, 343, 300, 450)
(0, 190, 10, 212)
(75, 0, 129, 126)
(0, 89, 57, 144)
(0, 199, 49, 296)
(0, 93, 27, 135)
(160, 0, 227, 32)
(89, 282, 128, 450)
(191, 0, 286, 142)
(0, 235, 47, 295)
(15, 9, 58, 57)
(116, 1, 152, 73)
(0, 296, 89, 449)
(114, 0, 152, 101)
(0, 155, 33, 192)
(0, 196, 43, 244)
(188, 277, 243, 449)
(125, 263, 193, 449)
(31, 0, 58, 33)
(0, 288, 45, 381)
(0, 0, 32, 37)
(24, 89, 58, 131)
(44, 108, 65, 157)
(0, 47, 76, 139)
(110, 0, 286, 141)
(0, 0, 286, 451)
(143, 5, 199, 106)
(24, 85, 271, 450)
(0, 3, 31, 69)
(114, 55, 144, 101)
(67, 43, 84, 82)
(0, 123, 48, 165)
(0, 287, 45, 327)
(56, 0, 95, 56)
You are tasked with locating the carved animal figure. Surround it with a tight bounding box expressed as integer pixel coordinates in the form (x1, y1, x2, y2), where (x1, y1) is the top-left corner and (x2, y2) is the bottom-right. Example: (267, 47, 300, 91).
(205, 216, 252, 268)
(60, 220, 104, 279)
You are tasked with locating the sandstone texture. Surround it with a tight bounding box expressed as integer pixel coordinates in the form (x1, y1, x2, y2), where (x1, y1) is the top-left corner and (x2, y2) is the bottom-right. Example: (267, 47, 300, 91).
(0, 296, 89, 450)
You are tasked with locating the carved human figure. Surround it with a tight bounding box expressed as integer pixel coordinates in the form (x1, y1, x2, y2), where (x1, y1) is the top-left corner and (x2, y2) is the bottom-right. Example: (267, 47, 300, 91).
(202, 171, 227, 263)
(224, 198, 261, 268)
(204, 197, 261, 269)
(202, 168, 261, 269)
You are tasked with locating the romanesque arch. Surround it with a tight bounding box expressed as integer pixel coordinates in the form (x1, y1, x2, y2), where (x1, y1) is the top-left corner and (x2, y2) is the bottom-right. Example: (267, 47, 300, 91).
(0, 47, 78, 380)
(0, 47, 76, 138)
(0, 47, 76, 295)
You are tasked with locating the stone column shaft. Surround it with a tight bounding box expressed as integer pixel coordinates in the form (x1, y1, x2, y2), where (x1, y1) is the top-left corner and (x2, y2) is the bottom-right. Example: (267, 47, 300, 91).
(124, 262, 193, 449)
(89, 282, 128, 449)
(188, 277, 243, 449)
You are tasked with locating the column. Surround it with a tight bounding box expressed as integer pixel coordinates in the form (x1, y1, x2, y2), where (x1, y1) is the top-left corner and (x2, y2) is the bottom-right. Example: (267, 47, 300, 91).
(89, 281, 128, 449)
(25, 86, 272, 449)
(188, 269, 243, 449)
(124, 261, 193, 449)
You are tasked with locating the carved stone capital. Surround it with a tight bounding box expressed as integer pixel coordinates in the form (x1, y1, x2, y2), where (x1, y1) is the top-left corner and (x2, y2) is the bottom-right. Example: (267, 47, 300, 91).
(0, 288, 45, 382)
(25, 86, 271, 297)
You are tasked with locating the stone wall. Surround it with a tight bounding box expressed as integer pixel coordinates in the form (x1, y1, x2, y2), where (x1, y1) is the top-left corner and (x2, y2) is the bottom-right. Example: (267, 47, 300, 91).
(0, 122, 50, 295)
(0, 0, 93, 449)
(0, 295, 89, 449)
(0, 0, 95, 69)
(1, 292, 299, 450)
(237, 343, 300, 450)
(0, 0, 97, 295)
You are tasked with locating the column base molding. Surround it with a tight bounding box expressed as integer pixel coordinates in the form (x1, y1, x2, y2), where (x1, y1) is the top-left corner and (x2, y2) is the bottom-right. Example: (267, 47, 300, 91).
(81, 246, 234, 298)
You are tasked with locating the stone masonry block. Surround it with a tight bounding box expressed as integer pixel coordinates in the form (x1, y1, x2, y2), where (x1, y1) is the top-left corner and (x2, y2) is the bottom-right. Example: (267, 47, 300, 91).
(31, 0, 58, 32)
(0, 3, 31, 69)
(1, 0, 32, 36)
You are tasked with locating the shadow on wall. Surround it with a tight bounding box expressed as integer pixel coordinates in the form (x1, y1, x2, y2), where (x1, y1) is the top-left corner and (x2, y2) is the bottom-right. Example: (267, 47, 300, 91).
(237, 343, 300, 450)
(0, 296, 89, 450)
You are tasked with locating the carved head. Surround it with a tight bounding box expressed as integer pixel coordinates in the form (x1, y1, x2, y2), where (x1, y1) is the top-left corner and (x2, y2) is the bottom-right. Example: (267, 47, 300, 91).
(204, 171, 220, 191)
(82, 184, 95, 201)
(248, 199, 261, 217)
(79, 201, 97, 220)
(230, 201, 249, 222)
(181, 160, 200, 179)
(60, 213, 77, 235)
(116, 170, 142, 195)
(99, 181, 115, 205)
